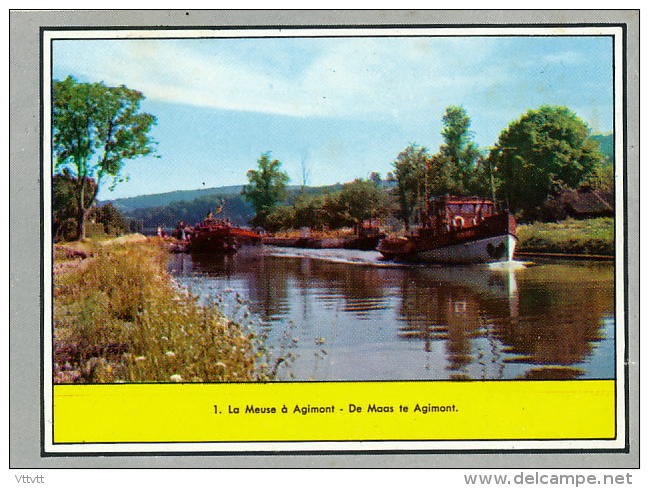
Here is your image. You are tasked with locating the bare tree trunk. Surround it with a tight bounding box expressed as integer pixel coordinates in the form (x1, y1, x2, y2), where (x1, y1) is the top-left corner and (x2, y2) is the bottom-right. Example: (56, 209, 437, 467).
(76, 175, 86, 241)
(76, 208, 88, 242)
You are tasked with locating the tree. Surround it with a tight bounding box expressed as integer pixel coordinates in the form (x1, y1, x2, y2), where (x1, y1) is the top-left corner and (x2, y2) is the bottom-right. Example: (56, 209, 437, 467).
(337, 178, 390, 235)
(487, 105, 604, 214)
(91, 203, 129, 236)
(368, 172, 382, 186)
(321, 190, 348, 230)
(441, 106, 471, 162)
(437, 105, 483, 195)
(242, 152, 290, 229)
(52, 76, 157, 240)
(586, 134, 614, 191)
(52, 169, 97, 241)
(291, 194, 328, 231)
(393, 143, 428, 230)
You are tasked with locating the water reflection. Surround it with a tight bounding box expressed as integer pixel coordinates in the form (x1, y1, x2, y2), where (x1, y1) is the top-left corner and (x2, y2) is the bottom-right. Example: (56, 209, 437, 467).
(396, 266, 519, 378)
(169, 250, 615, 382)
(493, 263, 614, 380)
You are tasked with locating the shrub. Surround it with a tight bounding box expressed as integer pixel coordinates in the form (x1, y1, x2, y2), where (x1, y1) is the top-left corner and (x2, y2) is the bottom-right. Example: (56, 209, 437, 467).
(516, 218, 614, 256)
(52, 242, 281, 383)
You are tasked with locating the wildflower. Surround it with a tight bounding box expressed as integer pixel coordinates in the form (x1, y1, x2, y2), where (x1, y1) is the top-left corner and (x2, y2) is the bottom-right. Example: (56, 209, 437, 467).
(135, 356, 146, 362)
(165, 351, 176, 359)
(170, 374, 183, 382)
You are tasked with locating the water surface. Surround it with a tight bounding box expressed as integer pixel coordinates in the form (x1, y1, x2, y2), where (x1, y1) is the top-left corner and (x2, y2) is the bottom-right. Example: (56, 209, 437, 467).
(168, 247, 615, 382)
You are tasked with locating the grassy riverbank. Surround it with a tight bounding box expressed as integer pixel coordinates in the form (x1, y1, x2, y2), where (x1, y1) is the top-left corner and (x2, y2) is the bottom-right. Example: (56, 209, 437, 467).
(53, 238, 284, 383)
(516, 218, 614, 257)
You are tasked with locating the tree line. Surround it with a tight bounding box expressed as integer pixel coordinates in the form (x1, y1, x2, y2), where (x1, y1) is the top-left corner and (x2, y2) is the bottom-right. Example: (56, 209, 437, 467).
(52, 76, 613, 242)
(242, 105, 613, 232)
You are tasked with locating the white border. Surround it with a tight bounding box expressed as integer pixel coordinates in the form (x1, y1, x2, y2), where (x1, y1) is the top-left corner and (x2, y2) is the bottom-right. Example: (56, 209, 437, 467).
(43, 25, 627, 454)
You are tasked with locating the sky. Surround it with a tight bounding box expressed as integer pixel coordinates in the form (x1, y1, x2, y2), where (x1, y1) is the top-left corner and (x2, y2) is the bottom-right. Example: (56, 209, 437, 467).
(50, 29, 615, 200)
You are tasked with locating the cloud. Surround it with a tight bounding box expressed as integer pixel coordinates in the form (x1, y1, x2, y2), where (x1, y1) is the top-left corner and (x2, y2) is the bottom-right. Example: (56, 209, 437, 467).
(54, 37, 506, 120)
(52, 35, 612, 135)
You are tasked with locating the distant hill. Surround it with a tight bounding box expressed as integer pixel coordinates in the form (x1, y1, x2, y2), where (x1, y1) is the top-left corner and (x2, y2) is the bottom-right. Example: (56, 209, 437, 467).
(590, 133, 614, 161)
(128, 192, 256, 230)
(99, 185, 246, 213)
(100, 183, 353, 214)
(101, 183, 351, 230)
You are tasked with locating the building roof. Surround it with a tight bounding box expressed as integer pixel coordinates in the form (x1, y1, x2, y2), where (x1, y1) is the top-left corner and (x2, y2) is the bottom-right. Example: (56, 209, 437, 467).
(567, 190, 614, 216)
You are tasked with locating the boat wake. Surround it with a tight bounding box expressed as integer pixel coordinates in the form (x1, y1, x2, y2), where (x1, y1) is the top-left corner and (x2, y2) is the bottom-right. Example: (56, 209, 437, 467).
(263, 245, 397, 267)
(488, 260, 531, 271)
(263, 245, 531, 270)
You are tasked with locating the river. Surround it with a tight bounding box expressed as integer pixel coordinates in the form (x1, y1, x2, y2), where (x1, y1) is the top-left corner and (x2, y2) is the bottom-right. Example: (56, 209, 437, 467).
(168, 246, 616, 382)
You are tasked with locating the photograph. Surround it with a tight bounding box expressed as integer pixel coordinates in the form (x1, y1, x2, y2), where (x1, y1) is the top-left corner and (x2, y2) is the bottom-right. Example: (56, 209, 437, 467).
(10, 10, 637, 468)
(48, 28, 618, 383)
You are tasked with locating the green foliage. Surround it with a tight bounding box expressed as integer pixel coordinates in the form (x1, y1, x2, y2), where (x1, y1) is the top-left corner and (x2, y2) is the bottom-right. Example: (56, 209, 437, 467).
(320, 191, 352, 230)
(435, 105, 485, 196)
(586, 133, 615, 191)
(91, 203, 130, 237)
(391, 108, 487, 231)
(587, 159, 615, 191)
(441, 106, 471, 158)
(393, 143, 428, 230)
(290, 193, 329, 231)
(263, 205, 295, 233)
(487, 105, 605, 214)
(262, 178, 391, 234)
(129, 219, 143, 234)
(242, 152, 290, 229)
(124, 183, 354, 232)
(52, 76, 157, 240)
(337, 178, 391, 234)
(52, 169, 97, 241)
(589, 133, 614, 160)
(53, 169, 132, 241)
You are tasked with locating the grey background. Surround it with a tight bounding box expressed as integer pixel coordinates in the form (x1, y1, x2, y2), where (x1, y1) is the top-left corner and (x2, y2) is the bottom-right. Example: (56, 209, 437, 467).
(10, 9, 639, 469)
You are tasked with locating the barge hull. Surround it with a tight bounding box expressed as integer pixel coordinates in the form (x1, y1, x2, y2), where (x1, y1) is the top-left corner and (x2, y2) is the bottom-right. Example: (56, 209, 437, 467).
(412, 233, 517, 264)
(377, 211, 518, 264)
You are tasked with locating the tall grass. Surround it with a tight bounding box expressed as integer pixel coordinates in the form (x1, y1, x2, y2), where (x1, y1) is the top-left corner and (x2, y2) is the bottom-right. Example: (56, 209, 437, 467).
(53, 241, 288, 383)
(516, 218, 614, 256)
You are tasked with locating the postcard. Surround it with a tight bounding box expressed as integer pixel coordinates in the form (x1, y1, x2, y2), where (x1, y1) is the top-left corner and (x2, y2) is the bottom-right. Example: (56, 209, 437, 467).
(10, 10, 638, 468)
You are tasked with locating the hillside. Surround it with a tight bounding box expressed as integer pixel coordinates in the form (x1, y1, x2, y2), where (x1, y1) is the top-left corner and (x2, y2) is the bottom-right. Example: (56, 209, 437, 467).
(590, 133, 614, 161)
(99, 185, 246, 213)
(107, 183, 349, 230)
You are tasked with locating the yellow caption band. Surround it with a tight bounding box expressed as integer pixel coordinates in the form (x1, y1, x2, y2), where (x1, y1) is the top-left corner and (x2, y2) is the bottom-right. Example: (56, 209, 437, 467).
(53, 380, 615, 444)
